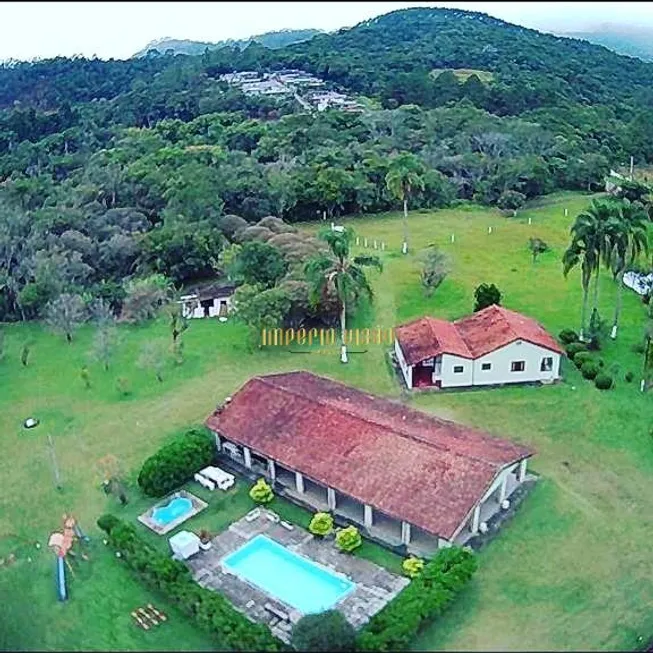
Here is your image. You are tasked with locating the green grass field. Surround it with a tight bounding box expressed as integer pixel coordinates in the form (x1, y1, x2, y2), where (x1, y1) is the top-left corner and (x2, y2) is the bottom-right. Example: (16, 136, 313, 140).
(1, 191, 652, 651)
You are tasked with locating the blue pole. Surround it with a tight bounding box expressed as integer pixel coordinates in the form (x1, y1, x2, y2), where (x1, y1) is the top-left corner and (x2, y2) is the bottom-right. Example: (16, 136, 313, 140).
(56, 556, 67, 601)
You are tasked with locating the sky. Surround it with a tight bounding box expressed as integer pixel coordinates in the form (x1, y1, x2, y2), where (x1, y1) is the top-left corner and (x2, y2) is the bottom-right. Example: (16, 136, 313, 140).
(1, 1, 652, 62)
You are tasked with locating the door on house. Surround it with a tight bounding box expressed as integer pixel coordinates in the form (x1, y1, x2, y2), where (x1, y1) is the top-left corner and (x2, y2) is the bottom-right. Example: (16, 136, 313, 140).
(413, 362, 435, 388)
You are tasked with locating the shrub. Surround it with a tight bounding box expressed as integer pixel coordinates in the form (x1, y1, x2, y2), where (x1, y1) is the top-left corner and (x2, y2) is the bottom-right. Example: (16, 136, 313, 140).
(335, 525, 362, 553)
(566, 342, 587, 359)
(573, 351, 592, 369)
(137, 428, 215, 497)
(309, 512, 334, 537)
(581, 361, 599, 380)
(291, 610, 356, 652)
(402, 556, 425, 579)
(356, 546, 477, 651)
(632, 341, 646, 354)
(116, 376, 132, 397)
(558, 328, 579, 345)
(97, 513, 120, 534)
(595, 373, 614, 390)
(625, 371, 634, 383)
(473, 283, 502, 312)
(98, 516, 280, 651)
(249, 478, 274, 504)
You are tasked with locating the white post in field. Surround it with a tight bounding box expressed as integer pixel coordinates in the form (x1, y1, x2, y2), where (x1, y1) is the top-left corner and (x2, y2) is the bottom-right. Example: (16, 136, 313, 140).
(451, 234, 455, 244)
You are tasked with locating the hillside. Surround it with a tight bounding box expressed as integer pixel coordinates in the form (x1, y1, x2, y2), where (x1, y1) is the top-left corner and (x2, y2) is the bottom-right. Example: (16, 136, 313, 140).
(133, 28, 323, 58)
(559, 25, 653, 62)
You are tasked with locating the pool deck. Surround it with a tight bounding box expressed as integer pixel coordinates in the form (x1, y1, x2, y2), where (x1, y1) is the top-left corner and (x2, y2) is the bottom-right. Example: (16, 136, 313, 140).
(184, 509, 409, 643)
(137, 490, 208, 536)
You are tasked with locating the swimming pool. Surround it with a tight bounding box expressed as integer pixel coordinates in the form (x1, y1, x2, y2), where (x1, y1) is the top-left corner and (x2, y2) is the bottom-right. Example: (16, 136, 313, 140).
(221, 534, 355, 614)
(152, 496, 193, 526)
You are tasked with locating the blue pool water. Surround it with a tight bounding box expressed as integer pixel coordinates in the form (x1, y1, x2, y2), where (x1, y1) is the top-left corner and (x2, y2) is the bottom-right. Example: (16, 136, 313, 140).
(221, 535, 355, 614)
(152, 497, 193, 526)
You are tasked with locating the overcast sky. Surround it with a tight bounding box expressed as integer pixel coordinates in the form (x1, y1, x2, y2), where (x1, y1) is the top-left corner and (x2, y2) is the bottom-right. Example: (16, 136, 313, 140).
(1, 1, 652, 61)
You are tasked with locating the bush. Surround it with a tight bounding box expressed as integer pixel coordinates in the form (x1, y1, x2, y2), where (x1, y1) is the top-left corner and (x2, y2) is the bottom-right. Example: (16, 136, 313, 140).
(581, 361, 599, 380)
(573, 351, 592, 369)
(137, 428, 215, 497)
(291, 610, 356, 652)
(595, 373, 614, 390)
(356, 546, 477, 651)
(249, 478, 274, 504)
(625, 371, 634, 383)
(566, 342, 588, 359)
(402, 556, 425, 579)
(335, 525, 362, 553)
(97, 513, 120, 534)
(473, 283, 502, 312)
(558, 329, 579, 345)
(98, 516, 280, 651)
(308, 512, 334, 537)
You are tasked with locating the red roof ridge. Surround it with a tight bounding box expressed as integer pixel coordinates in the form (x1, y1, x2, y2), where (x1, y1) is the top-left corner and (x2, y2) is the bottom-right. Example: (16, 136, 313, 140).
(252, 371, 530, 467)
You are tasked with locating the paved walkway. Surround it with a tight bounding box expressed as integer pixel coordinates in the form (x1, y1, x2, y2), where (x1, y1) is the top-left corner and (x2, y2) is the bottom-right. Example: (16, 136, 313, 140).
(184, 508, 409, 643)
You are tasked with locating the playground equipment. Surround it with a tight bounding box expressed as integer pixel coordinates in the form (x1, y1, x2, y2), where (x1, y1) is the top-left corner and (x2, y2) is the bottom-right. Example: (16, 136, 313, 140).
(48, 514, 90, 601)
(131, 604, 168, 630)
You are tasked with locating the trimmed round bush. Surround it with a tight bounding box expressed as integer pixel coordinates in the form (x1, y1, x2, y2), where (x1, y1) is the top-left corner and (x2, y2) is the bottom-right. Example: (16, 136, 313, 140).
(402, 556, 425, 578)
(335, 525, 362, 553)
(581, 361, 599, 380)
(292, 610, 356, 652)
(595, 373, 614, 390)
(309, 512, 334, 537)
(573, 351, 592, 369)
(559, 329, 579, 345)
(249, 478, 274, 504)
(566, 342, 588, 359)
(97, 513, 120, 534)
(625, 371, 634, 383)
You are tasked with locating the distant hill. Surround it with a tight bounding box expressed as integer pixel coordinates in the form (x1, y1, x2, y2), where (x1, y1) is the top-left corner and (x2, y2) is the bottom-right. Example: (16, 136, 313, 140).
(558, 25, 653, 62)
(134, 28, 323, 58)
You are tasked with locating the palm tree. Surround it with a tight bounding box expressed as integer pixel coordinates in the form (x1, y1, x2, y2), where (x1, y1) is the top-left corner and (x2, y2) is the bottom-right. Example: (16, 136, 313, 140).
(385, 153, 425, 255)
(304, 228, 382, 363)
(604, 199, 649, 339)
(562, 199, 614, 341)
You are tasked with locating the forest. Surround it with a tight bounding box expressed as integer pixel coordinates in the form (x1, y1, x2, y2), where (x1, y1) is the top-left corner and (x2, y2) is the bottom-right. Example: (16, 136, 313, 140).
(0, 6, 652, 323)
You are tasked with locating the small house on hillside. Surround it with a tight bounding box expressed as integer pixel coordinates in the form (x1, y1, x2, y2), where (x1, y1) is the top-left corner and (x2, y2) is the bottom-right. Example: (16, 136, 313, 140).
(394, 304, 564, 390)
(179, 282, 236, 320)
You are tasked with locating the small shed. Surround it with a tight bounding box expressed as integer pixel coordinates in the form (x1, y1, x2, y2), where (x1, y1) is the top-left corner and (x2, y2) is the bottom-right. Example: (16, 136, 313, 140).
(179, 282, 236, 320)
(169, 530, 200, 560)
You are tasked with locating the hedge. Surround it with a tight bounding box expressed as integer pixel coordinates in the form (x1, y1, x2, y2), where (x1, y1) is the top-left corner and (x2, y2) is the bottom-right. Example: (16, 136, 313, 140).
(595, 373, 614, 390)
(573, 351, 592, 369)
(580, 361, 599, 380)
(137, 428, 215, 497)
(355, 546, 477, 651)
(566, 342, 587, 359)
(558, 329, 579, 345)
(97, 514, 283, 651)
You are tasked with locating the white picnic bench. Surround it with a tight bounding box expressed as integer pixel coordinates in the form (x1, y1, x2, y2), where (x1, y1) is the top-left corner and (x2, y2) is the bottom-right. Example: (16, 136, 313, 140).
(197, 465, 235, 491)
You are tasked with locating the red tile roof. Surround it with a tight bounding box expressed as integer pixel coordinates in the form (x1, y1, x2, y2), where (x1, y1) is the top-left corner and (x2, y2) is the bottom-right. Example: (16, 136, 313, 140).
(454, 305, 565, 358)
(395, 317, 472, 365)
(205, 371, 533, 540)
(396, 304, 563, 364)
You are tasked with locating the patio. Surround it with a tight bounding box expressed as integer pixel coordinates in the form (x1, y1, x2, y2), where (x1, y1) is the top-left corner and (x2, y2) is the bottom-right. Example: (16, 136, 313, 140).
(184, 508, 409, 644)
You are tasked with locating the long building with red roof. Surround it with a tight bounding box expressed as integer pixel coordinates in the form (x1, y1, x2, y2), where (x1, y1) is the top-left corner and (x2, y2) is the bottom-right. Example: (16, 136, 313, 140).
(394, 304, 564, 390)
(205, 371, 534, 554)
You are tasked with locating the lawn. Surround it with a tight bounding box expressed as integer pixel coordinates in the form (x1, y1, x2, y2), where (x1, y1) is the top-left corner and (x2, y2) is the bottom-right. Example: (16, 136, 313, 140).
(1, 190, 652, 651)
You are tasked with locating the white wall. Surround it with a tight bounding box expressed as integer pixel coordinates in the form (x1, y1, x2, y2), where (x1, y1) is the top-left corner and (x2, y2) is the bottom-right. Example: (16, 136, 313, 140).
(472, 341, 561, 386)
(394, 339, 413, 388)
(439, 353, 474, 388)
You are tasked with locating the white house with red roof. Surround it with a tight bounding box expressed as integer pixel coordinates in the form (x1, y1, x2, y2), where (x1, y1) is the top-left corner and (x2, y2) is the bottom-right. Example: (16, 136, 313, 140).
(205, 371, 534, 555)
(394, 304, 564, 390)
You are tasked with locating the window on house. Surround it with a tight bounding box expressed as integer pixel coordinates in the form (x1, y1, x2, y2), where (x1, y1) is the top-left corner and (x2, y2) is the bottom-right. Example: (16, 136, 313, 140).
(481, 362, 491, 371)
(453, 365, 464, 373)
(541, 357, 553, 372)
(511, 361, 525, 372)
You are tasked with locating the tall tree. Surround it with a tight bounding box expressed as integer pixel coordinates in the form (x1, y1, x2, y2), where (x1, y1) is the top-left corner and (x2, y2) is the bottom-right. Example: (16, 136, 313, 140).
(604, 199, 649, 339)
(44, 293, 87, 343)
(304, 227, 382, 363)
(385, 153, 425, 255)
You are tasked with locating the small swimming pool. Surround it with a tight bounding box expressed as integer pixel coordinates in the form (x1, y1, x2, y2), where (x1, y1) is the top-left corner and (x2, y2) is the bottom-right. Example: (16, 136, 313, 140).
(221, 534, 355, 614)
(152, 497, 193, 526)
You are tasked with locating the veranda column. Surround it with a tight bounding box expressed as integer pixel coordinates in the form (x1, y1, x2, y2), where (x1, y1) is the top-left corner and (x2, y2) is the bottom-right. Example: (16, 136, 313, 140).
(471, 504, 481, 534)
(498, 472, 508, 503)
(267, 459, 276, 481)
(243, 446, 252, 469)
(518, 458, 527, 483)
(295, 472, 305, 494)
(364, 505, 373, 528)
(401, 521, 411, 545)
(327, 487, 336, 511)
